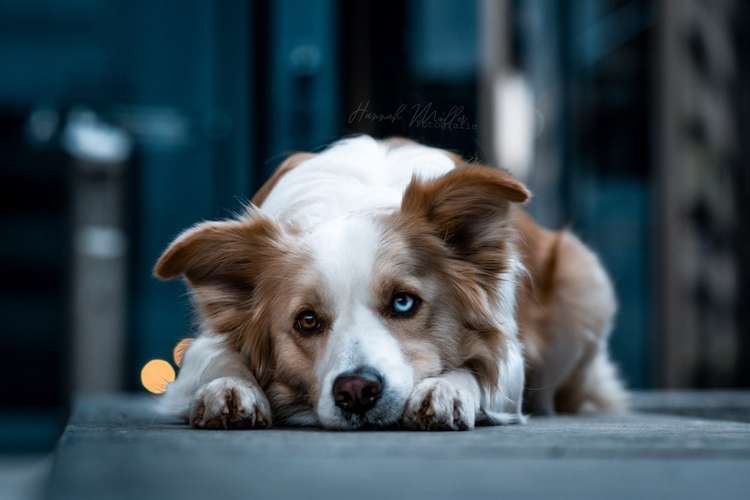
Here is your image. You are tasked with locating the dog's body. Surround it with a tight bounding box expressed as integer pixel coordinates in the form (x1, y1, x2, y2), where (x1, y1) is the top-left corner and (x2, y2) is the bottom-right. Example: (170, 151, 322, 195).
(156, 136, 626, 430)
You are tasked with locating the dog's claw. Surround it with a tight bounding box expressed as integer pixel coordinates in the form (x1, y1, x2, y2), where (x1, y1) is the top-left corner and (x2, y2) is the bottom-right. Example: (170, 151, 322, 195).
(403, 377, 476, 431)
(189, 377, 272, 429)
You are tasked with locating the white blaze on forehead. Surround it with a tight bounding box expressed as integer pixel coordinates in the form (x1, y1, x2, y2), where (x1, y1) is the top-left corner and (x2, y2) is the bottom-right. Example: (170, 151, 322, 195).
(305, 214, 387, 379)
(305, 215, 414, 427)
(304, 215, 382, 304)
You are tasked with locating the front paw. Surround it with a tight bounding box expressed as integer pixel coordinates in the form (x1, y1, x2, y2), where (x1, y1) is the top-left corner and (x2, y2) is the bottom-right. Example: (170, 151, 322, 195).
(403, 377, 477, 431)
(190, 377, 272, 429)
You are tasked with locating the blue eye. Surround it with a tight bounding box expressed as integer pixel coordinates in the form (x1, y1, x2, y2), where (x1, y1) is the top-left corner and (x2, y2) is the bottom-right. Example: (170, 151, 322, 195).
(391, 293, 420, 317)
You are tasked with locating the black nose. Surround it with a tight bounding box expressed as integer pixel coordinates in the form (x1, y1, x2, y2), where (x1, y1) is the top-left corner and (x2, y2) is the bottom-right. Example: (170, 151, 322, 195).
(332, 367, 384, 415)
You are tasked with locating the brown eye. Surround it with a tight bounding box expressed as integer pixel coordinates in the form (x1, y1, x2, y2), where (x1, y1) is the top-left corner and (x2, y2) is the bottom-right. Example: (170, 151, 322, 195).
(294, 310, 323, 335)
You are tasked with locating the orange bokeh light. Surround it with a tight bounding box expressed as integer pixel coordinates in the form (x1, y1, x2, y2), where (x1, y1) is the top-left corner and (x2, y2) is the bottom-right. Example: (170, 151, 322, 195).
(173, 338, 193, 367)
(140, 359, 176, 394)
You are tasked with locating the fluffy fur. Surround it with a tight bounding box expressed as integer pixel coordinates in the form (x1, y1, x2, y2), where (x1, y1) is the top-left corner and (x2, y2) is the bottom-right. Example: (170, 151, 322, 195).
(154, 136, 627, 430)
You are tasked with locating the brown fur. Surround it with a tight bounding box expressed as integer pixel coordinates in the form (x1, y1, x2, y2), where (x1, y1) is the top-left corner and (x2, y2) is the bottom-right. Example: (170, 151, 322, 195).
(514, 210, 625, 413)
(154, 211, 311, 388)
(382, 166, 529, 390)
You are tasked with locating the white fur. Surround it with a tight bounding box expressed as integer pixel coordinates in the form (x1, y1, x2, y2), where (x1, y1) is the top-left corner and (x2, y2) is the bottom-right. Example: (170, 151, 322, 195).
(480, 252, 527, 424)
(260, 136, 455, 230)
(190, 376, 271, 427)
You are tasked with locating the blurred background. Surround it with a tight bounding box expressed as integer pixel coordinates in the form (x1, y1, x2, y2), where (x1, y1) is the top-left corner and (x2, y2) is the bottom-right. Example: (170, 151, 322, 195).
(0, 0, 747, 464)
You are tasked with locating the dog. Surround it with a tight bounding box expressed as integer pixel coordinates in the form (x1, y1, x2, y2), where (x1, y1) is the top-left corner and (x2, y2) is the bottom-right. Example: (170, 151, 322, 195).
(155, 136, 627, 430)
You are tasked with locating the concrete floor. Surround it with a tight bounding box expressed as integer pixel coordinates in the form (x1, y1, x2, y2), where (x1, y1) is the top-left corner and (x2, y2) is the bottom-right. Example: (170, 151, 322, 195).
(44, 392, 750, 500)
(0, 455, 49, 500)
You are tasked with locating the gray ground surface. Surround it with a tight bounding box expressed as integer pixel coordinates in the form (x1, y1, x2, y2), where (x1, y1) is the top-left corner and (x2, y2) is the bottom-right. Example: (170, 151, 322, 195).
(45, 392, 750, 500)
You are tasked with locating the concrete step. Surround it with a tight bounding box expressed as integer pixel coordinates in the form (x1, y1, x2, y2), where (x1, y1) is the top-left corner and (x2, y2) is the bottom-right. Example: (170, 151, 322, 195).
(46, 392, 750, 500)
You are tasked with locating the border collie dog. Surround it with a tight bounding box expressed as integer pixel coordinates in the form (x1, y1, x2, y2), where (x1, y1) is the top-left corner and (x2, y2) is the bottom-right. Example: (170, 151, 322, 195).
(155, 136, 626, 430)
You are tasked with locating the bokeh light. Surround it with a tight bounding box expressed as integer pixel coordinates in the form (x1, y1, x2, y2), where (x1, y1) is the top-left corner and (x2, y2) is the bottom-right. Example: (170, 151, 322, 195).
(173, 338, 193, 367)
(140, 359, 176, 394)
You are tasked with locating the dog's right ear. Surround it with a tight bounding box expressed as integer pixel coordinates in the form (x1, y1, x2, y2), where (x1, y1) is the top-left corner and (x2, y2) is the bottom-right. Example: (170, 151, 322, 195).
(400, 165, 529, 281)
(154, 212, 287, 385)
(153, 213, 280, 287)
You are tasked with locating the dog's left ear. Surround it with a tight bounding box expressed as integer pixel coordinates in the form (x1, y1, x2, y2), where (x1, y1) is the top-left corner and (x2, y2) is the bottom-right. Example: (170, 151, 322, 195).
(401, 165, 530, 270)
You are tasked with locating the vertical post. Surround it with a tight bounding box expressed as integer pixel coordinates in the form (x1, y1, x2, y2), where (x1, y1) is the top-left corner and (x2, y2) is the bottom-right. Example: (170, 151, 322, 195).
(66, 111, 131, 393)
(478, 0, 509, 169)
(655, 0, 737, 387)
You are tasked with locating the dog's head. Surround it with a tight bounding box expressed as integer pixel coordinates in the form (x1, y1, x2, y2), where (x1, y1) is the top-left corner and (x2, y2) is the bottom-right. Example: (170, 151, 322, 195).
(155, 149, 529, 429)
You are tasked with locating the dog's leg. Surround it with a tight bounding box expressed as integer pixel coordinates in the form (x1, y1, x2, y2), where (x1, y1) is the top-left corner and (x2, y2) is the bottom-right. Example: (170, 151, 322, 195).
(526, 332, 586, 415)
(159, 333, 272, 429)
(403, 330, 528, 430)
(535, 231, 627, 414)
(556, 344, 629, 414)
(402, 369, 482, 431)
